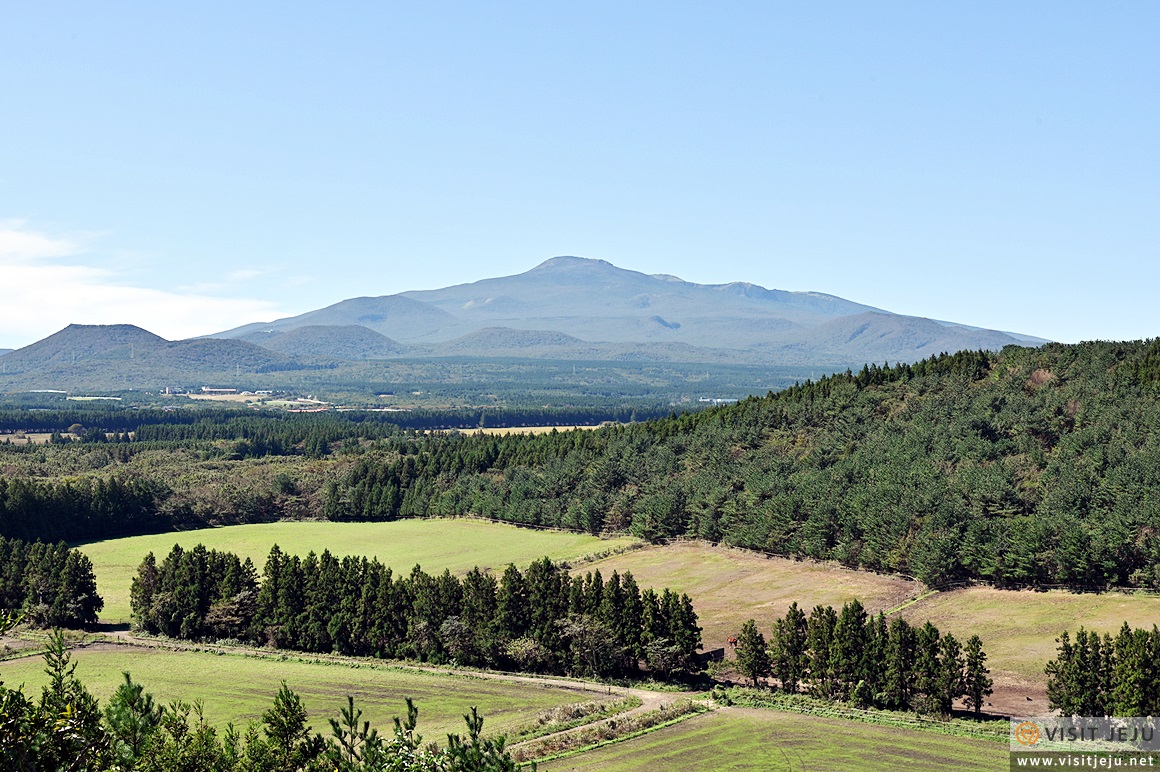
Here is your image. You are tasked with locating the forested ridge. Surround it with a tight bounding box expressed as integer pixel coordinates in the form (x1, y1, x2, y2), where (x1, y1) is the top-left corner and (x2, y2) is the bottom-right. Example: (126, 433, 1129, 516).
(325, 340, 1160, 588)
(4, 339, 1160, 589)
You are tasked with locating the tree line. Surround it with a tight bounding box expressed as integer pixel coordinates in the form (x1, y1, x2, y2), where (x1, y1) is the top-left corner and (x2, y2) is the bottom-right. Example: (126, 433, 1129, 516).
(0, 535, 103, 628)
(0, 475, 161, 543)
(0, 625, 522, 771)
(1046, 623, 1160, 717)
(130, 545, 702, 679)
(734, 600, 993, 716)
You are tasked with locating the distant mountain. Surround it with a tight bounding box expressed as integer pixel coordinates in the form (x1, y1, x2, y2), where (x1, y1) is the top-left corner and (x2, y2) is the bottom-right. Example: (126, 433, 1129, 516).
(0, 258, 1050, 393)
(0, 349, 12, 357)
(0, 324, 301, 390)
(241, 325, 408, 360)
(213, 256, 1046, 365)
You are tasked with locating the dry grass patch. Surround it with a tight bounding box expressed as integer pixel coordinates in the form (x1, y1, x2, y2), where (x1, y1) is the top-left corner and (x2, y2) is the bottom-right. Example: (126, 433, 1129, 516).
(578, 543, 921, 651)
(901, 586, 1160, 715)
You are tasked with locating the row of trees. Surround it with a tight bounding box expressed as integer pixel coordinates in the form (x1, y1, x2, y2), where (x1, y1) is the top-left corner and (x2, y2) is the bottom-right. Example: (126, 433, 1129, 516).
(0, 535, 103, 627)
(1046, 624, 1160, 717)
(130, 545, 702, 679)
(0, 624, 521, 771)
(734, 601, 993, 716)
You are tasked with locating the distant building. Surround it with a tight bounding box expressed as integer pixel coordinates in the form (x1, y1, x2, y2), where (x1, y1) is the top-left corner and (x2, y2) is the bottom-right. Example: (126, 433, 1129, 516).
(201, 387, 238, 394)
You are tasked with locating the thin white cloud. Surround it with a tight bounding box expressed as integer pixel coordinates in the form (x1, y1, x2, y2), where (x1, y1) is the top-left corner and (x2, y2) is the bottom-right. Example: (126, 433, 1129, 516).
(0, 219, 83, 264)
(0, 223, 288, 349)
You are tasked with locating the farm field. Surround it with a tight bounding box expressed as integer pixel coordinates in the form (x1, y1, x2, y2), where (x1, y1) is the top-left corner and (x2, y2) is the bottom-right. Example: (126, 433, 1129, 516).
(580, 543, 921, 651)
(0, 643, 618, 737)
(539, 706, 1008, 771)
(79, 520, 640, 623)
(900, 586, 1160, 715)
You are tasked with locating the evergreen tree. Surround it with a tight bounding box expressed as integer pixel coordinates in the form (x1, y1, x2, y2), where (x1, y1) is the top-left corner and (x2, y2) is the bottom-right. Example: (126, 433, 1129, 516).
(771, 602, 807, 694)
(735, 619, 771, 688)
(963, 634, 993, 717)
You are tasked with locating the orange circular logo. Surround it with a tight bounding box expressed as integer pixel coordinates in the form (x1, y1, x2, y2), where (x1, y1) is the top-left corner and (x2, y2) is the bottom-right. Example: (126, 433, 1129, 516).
(1015, 722, 1040, 746)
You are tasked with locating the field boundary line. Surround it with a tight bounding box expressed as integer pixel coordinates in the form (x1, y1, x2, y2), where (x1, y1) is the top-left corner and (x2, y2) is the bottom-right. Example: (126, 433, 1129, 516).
(519, 702, 713, 764)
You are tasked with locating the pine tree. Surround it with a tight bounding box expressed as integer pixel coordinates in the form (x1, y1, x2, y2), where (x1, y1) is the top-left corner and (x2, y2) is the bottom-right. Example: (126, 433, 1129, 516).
(935, 633, 965, 714)
(771, 602, 808, 694)
(735, 619, 771, 688)
(806, 605, 838, 698)
(963, 634, 993, 717)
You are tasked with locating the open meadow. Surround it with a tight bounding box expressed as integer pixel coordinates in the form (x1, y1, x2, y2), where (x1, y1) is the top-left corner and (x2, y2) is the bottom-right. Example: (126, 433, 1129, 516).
(538, 707, 1008, 772)
(579, 542, 921, 651)
(79, 519, 640, 623)
(900, 586, 1160, 715)
(0, 642, 622, 738)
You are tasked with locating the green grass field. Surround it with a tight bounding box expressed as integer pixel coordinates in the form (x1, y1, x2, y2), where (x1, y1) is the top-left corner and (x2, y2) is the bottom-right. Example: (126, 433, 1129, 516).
(78, 520, 640, 623)
(539, 707, 1009, 771)
(581, 543, 921, 651)
(0, 643, 616, 738)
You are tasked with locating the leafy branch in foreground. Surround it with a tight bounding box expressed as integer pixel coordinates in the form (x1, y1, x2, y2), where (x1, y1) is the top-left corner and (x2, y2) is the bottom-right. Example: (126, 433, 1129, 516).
(0, 629, 527, 771)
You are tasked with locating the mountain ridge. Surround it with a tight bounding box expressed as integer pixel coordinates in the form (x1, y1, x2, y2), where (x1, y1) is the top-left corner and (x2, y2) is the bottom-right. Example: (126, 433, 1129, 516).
(0, 258, 1049, 391)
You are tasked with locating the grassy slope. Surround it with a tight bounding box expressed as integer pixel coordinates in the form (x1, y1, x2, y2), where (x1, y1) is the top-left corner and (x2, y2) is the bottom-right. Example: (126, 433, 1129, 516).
(582, 543, 1160, 713)
(580, 543, 921, 651)
(79, 520, 640, 623)
(0, 644, 608, 737)
(538, 707, 1008, 772)
(900, 587, 1160, 706)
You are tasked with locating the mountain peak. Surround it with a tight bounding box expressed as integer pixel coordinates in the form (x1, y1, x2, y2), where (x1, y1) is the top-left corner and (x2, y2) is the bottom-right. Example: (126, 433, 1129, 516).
(530, 256, 616, 271)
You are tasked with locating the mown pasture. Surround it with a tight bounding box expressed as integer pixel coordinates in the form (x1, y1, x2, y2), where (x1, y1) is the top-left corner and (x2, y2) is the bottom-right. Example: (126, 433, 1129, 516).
(900, 586, 1160, 715)
(580, 542, 921, 651)
(0, 643, 620, 738)
(79, 519, 640, 623)
(538, 707, 1008, 771)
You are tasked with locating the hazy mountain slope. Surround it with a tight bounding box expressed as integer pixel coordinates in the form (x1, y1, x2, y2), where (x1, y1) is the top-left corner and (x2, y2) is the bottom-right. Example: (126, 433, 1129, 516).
(773, 312, 1031, 363)
(426, 326, 731, 362)
(252, 325, 408, 360)
(217, 295, 463, 342)
(0, 349, 12, 357)
(210, 256, 1043, 366)
(399, 256, 885, 347)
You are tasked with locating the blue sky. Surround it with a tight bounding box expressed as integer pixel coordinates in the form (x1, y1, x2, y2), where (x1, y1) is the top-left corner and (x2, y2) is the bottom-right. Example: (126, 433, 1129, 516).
(1, 2, 1156, 349)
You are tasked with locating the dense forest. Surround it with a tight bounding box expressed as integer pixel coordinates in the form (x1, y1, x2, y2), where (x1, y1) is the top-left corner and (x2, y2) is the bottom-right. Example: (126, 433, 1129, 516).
(734, 601, 992, 716)
(1046, 623, 1160, 717)
(130, 546, 702, 679)
(0, 536, 103, 627)
(4, 339, 1160, 589)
